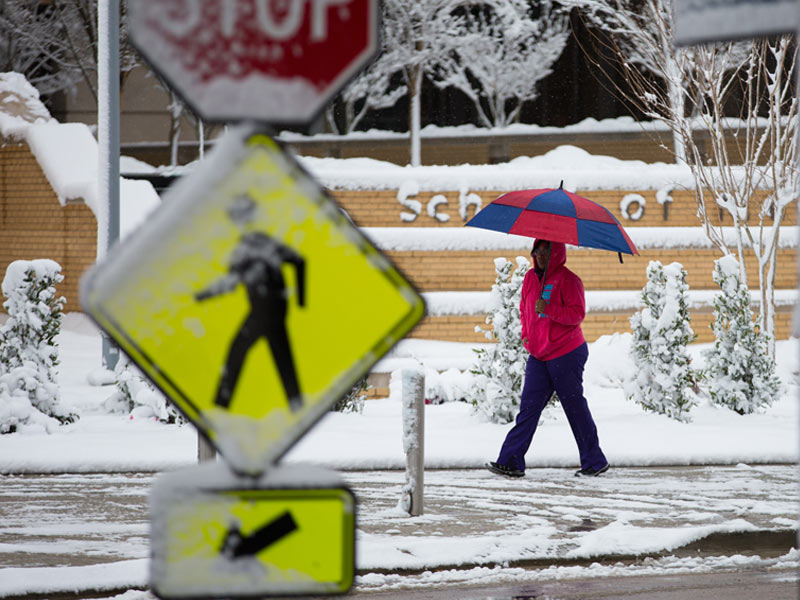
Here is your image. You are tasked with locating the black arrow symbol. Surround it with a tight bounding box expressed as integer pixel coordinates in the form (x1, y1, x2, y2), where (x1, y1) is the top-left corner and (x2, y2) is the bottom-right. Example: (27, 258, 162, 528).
(220, 511, 298, 559)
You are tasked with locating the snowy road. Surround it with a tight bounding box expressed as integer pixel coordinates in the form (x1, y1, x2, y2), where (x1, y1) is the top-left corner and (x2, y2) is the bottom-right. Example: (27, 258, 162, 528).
(0, 466, 797, 597)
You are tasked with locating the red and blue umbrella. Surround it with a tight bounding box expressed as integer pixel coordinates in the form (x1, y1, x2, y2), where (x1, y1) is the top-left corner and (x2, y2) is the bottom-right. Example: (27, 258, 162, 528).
(465, 185, 639, 259)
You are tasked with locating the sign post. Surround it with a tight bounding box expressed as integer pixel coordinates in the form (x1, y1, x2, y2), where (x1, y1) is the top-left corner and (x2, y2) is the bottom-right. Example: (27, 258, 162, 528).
(82, 126, 422, 596)
(84, 3, 411, 597)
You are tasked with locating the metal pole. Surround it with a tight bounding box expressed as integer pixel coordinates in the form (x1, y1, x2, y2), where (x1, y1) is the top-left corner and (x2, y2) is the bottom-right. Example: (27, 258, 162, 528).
(98, 0, 121, 371)
(400, 367, 424, 516)
(793, 19, 800, 556)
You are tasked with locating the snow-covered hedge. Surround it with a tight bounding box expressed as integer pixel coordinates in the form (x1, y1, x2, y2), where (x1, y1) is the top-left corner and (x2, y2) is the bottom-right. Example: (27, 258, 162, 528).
(467, 256, 530, 423)
(626, 261, 698, 422)
(0, 260, 76, 433)
(703, 255, 780, 414)
(104, 356, 184, 424)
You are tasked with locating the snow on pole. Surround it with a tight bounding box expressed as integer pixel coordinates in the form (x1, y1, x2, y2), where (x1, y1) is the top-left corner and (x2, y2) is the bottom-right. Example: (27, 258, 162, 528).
(399, 367, 424, 516)
(198, 433, 216, 462)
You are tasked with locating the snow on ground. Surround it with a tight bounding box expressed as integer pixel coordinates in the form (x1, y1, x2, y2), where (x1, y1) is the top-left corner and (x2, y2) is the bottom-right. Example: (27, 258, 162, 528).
(0, 315, 798, 595)
(1, 313, 796, 472)
(3, 80, 797, 595)
(1, 466, 797, 596)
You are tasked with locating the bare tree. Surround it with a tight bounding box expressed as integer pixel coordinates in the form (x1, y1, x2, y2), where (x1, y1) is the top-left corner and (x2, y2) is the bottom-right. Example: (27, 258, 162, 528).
(678, 39, 797, 356)
(381, 0, 471, 166)
(324, 51, 407, 134)
(0, 0, 137, 101)
(567, 0, 747, 163)
(0, 1, 82, 96)
(569, 0, 796, 356)
(434, 0, 569, 128)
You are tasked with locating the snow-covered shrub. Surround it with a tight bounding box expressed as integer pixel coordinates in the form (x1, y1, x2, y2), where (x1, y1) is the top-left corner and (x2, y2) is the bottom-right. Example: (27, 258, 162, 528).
(0, 260, 76, 433)
(424, 367, 473, 404)
(104, 356, 184, 424)
(333, 377, 370, 414)
(626, 261, 698, 422)
(702, 255, 780, 414)
(468, 256, 530, 423)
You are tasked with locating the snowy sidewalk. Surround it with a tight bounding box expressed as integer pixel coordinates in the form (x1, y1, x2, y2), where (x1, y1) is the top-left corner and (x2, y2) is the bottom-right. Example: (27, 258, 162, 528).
(0, 466, 797, 597)
(349, 466, 798, 573)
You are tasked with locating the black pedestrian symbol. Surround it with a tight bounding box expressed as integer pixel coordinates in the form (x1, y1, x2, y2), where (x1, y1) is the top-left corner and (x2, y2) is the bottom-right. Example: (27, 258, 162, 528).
(220, 511, 298, 559)
(195, 195, 306, 412)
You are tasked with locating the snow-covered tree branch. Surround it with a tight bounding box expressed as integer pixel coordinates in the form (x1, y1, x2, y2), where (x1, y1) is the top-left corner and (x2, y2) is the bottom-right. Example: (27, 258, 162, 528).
(434, 0, 569, 128)
(678, 38, 797, 357)
(0, 0, 138, 101)
(381, 0, 475, 166)
(325, 51, 407, 134)
(568, 0, 796, 356)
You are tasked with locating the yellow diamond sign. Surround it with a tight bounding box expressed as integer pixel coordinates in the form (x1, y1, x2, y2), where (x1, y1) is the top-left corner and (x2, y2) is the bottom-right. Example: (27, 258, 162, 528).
(81, 125, 424, 475)
(150, 462, 355, 598)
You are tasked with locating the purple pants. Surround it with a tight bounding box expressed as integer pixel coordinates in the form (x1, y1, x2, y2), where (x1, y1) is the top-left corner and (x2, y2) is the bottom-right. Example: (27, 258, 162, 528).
(497, 343, 607, 472)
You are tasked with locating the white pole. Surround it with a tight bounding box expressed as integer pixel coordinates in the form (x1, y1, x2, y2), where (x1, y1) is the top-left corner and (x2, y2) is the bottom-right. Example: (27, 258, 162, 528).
(198, 434, 216, 462)
(98, 0, 121, 371)
(400, 367, 425, 516)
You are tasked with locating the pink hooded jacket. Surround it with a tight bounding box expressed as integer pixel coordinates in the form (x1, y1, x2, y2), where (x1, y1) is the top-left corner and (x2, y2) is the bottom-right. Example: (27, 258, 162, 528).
(520, 240, 586, 361)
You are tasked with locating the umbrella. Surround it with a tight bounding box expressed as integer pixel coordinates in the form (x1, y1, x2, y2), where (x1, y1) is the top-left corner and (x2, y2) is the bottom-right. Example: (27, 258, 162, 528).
(465, 183, 639, 261)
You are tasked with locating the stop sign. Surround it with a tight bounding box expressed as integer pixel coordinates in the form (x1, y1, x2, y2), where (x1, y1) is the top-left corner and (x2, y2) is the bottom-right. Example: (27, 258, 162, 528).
(129, 0, 380, 126)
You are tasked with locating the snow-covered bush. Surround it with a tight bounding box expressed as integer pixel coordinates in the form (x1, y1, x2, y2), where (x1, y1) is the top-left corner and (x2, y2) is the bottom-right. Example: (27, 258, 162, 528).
(333, 377, 370, 414)
(703, 255, 780, 414)
(104, 356, 183, 424)
(424, 367, 473, 404)
(0, 259, 76, 433)
(626, 261, 698, 422)
(468, 256, 530, 423)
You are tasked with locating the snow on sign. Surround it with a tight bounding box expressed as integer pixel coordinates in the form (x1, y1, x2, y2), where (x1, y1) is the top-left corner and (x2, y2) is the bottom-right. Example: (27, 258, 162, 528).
(674, 0, 799, 45)
(150, 462, 355, 599)
(128, 0, 380, 125)
(80, 124, 425, 476)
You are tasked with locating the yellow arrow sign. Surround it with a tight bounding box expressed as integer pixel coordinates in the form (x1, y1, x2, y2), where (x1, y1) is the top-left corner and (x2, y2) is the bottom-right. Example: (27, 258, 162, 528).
(150, 464, 355, 598)
(81, 125, 424, 475)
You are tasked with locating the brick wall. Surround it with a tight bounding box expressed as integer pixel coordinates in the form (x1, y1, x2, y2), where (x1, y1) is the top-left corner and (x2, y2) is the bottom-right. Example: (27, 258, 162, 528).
(329, 189, 796, 229)
(0, 142, 97, 311)
(408, 307, 795, 345)
(1, 138, 794, 351)
(384, 248, 797, 292)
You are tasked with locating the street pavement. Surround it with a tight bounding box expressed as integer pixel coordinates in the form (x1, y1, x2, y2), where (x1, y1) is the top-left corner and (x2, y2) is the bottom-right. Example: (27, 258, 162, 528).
(0, 465, 797, 599)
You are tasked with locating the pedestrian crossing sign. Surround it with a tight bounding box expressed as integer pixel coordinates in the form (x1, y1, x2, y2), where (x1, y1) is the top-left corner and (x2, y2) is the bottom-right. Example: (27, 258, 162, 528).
(81, 124, 425, 475)
(150, 462, 355, 598)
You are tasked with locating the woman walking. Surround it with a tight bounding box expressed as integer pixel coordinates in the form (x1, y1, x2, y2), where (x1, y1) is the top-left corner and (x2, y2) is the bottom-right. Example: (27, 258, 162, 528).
(486, 239, 609, 478)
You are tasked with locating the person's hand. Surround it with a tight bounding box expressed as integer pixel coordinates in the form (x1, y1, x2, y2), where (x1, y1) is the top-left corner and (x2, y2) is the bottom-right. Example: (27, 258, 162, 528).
(535, 299, 546, 314)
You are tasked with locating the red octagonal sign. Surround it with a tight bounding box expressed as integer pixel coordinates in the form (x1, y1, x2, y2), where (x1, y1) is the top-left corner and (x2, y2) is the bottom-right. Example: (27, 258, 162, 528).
(129, 0, 380, 126)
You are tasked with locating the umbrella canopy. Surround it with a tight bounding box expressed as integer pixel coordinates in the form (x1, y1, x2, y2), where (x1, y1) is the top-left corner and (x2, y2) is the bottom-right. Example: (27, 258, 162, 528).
(465, 186, 639, 256)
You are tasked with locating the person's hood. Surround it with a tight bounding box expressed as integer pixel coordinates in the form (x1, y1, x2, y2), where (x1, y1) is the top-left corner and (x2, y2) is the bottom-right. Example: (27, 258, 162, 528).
(534, 239, 567, 273)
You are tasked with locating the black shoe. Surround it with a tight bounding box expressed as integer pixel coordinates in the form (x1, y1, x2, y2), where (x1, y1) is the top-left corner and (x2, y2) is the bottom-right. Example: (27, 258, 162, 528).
(486, 461, 525, 478)
(574, 463, 609, 477)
